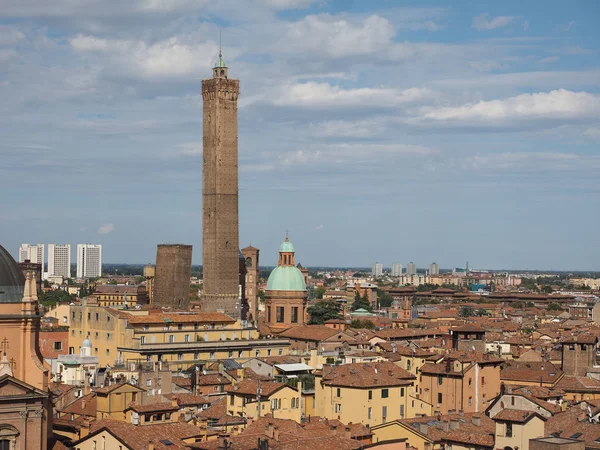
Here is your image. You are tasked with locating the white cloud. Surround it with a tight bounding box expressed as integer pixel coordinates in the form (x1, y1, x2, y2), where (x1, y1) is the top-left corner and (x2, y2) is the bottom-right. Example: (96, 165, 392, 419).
(462, 152, 599, 172)
(262, 0, 318, 10)
(0, 26, 25, 46)
(70, 35, 218, 80)
(584, 127, 600, 138)
(97, 223, 115, 234)
(309, 118, 388, 138)
(269, 82, 434, 109)
(473, 13, 515, 31)
(419, 89, 600, 125)
(175, 141, 203, 155)
(280, 14, 396, 58)
(538, 56, 559, 64)
(313, 224, 324, 231)
(522, 20, 529, 31)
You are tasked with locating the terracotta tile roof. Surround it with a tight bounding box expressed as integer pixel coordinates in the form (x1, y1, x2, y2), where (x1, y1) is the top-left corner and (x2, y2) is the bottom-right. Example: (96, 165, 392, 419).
(93, 381, 145, 394)
(374, 328, 447, 340)
(561, 333, 598, 344)
(444, 350, 504, 365)
(512, 385, 565, 399)
(198, 396, 228, 420)
(59, 393, 96, 417)
(451, 324, 486, 333)
(127, 312, 235, 325)
(546, 407, 600, 449)
(194, 416, 363, 450)
(320, 361, 415, 388)
(126, 402, 179, 413)
(85, 419, 204, 450)
(492, 409, 544, 423)
(556, 375, 600, 392)
(172, 376, 192, 389)
(398, 412, 495, 448)
(278, 325, 347, 342)
(226, 379, 289, 397)
(501, 361, 563, 384)
(165, 393, 212, 407)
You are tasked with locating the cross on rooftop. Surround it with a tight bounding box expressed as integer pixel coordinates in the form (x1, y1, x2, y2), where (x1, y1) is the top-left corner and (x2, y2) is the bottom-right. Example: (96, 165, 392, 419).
(0, 338, 9, 355)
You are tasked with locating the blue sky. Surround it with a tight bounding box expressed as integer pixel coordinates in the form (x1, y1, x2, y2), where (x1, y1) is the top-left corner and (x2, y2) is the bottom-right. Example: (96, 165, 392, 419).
(1, 0, 599, 270)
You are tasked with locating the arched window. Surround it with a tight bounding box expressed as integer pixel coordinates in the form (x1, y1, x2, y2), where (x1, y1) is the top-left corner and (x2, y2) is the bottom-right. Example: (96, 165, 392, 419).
(0, 425, 19, 450)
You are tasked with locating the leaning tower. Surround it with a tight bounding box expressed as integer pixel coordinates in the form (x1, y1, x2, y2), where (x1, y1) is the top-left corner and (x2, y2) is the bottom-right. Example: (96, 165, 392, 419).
(201, 50, 241, 319)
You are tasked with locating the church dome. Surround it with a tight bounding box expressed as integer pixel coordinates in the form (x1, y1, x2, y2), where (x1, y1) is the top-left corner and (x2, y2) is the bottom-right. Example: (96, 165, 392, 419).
(0, 245, 24, 303)
(266, 266, 306, 292)
(82, 338, 92, 348)
(279, 239, 295, 253)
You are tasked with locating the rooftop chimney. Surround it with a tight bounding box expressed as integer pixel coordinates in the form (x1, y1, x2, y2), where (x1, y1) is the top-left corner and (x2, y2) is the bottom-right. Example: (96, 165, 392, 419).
(273, 426, 280, 441)
(449, 419, 460, 431)
(218, 433, 230, 449)
(148, 441, 155, 450)
(345, 426, 352, 439)
(472, 415, 481, 427)
(418, 423, 428, 434)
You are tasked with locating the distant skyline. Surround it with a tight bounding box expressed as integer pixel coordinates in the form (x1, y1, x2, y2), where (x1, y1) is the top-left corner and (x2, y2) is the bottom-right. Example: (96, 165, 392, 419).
(1, 1, 599, 270)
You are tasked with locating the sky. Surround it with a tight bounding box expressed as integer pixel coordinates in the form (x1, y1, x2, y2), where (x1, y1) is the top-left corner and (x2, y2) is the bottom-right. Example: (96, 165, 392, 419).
(1, 0, 599, 271)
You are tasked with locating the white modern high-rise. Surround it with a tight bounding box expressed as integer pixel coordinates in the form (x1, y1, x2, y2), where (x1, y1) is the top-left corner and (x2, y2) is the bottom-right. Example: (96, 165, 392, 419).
(371, 262, 383, 277)
(77, 244, 102, 278)
(391, 262, 403, 277)
(406, 262, 417, 275)
(48, 244, 71, 278)
(430, 262, 440, 275)
(18, 243, 44, 266)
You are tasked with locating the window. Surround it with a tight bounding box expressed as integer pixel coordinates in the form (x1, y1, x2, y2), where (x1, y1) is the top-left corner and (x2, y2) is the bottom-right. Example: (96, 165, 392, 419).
(141, 336, 146, 344)
(184, 335, 190, 343)
(335, 403, 341, 413)
(178, 324, 183, 330)
(106, 349, 110, 355)
(194, 352, 199, 360)
(169, 335, 175, 343)
(468, 396, 473, 406)
(291, 307, 299, 323)
(210, 352, 215, 359)
(72, 312, 75, 319)
(482, 376, 486, 386)
(506, 423, 513, 438)
(178, 354, 183, 361)
(54, 341, 62, 351)
(87, 313, 91, 320)
(238, 351, 243, 358)
(438, 375, 443, 385)
(468, 378, 472, 387)
(400, 404, 405, 417)
(69, 347, 74, 354)
(368, 390, 372, 400)
(368, 407, 372, 419)
(336, 388, 341, 398)
(381, 389, 389, 399)
(146, 379, 152, 387)
(400, 388, 405, 397)
(407, 360, 411, 371)
(94, 332, 99, 339)
(230, 395, 234, 406)
(229, 351, 234, 358)
(438, 393, 443, 404)
(582, 344, 588, 351)
(95, 313, 99, 321)
(276, 307, 285, 323)
(267, 307, 271, 323)
(511, 396, 515, 406)
(267, 349, 272, 356)
(382, 406, 387, 421)
(278, 348, 283, 356)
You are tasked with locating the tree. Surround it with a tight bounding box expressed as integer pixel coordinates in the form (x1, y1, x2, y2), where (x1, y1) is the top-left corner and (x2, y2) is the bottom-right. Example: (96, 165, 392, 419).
(541, 285, 553, 294)
(350, 319, 375, 330)
(39, 289, 74, 307)
(377, 289, 394, 308)
(258, 290, 266, 303)
(314, 286, 327, 300)
(547, 302, 563, 312)
(458, 306, 476, 317)
(476, 308, 488, 316)
(307, 300, 342, 324)
(352, 293, 372, 312)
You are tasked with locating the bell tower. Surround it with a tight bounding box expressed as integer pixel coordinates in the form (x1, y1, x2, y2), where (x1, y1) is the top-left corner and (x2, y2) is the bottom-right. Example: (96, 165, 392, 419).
(201, 47, 242, 319)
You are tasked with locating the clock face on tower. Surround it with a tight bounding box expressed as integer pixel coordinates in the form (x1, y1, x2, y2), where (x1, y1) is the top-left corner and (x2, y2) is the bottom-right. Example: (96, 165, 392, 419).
(245, 257, 253, 268)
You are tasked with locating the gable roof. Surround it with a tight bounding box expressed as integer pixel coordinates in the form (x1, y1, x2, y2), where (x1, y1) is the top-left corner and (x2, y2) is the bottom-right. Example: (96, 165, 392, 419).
(319, 361, 415, 388)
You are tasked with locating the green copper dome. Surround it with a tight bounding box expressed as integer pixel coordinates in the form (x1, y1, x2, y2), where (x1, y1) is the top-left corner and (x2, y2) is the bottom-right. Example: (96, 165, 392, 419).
(279, 239, 295, 253)
(214, 53, 227, 68)
(266, 266, 306, 292)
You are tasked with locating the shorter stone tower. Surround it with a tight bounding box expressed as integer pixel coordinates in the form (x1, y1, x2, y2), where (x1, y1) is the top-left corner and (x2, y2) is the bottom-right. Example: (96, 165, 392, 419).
(561, 334, 598, 377)
(242, 246, 260, 323)
(264, 237, 307, 330)
(154, 244, 192, 309)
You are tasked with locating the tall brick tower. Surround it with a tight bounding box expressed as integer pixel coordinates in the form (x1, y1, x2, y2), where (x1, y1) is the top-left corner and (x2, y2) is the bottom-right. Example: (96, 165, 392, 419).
(201, 49, 241, 319)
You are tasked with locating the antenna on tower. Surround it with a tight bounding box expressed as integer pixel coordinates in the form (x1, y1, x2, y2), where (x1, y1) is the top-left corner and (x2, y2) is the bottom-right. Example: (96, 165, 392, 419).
(219, 29, 222, 58)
